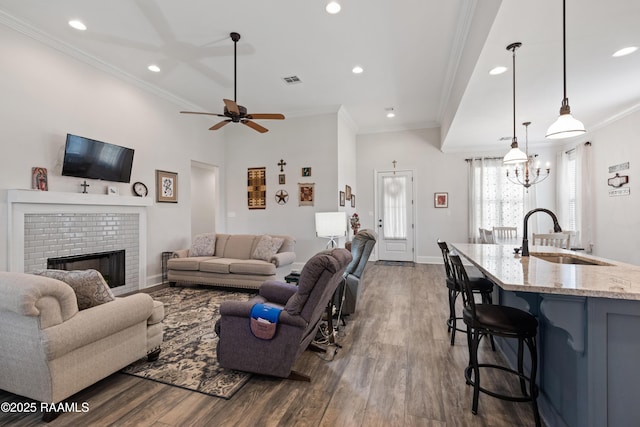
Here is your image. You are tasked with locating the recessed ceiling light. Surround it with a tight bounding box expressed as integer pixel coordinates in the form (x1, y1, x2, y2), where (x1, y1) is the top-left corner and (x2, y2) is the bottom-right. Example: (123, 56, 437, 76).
(385, 108, 395, 118)
(489, 66, 507, 75)
(68, 20, 87, 31)
(148, 65, 161, 73)
(326, 1, 341, 14)
(352, 66, 364, 74)
(612, 46, 638, 57)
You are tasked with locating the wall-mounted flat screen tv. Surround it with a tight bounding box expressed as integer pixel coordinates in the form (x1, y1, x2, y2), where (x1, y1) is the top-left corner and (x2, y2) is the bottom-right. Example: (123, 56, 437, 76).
(62, 134, 135, 183)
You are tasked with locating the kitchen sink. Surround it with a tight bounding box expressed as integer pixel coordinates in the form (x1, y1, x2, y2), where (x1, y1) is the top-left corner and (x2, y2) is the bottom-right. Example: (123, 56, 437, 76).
(530, 252, 612, 266)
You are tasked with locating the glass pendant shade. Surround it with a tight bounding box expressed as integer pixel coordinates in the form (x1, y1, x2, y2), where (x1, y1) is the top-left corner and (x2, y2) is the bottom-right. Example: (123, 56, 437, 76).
(503, 143, 529, 164)
(545, 111, 586, 139)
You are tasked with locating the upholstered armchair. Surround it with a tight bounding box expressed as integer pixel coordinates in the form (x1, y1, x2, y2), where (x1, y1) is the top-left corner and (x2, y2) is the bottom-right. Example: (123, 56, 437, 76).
(0, 271, 163, 420)
(214, 248, 352, 379)
(338, 229, 377, 315)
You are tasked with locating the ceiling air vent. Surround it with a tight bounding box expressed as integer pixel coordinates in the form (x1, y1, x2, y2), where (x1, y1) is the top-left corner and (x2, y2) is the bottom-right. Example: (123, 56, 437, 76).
(282, 75, 302, 85)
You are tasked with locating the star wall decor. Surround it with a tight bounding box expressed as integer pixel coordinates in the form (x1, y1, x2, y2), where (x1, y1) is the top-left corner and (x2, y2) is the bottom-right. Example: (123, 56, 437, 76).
(275, 189, 289, 205)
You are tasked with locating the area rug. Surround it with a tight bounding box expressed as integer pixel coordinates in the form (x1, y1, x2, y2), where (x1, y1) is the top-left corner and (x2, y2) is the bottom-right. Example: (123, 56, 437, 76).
(375, 260, 415, 267)
(122, 286, 254, 399)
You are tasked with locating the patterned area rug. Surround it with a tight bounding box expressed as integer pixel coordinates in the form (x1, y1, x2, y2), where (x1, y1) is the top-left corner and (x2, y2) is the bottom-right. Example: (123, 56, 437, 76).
(375, 260, 415, 267)
(122, 286, 254, 399)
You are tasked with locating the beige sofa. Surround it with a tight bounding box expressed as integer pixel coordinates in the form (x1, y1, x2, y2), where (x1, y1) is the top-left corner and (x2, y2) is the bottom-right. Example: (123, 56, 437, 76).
(0, 271, 164, 413)
(168, 233, 296, 290)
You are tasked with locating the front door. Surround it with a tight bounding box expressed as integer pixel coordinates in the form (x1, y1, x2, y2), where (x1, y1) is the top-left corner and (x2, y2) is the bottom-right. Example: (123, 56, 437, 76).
(376, 170, 414, 261)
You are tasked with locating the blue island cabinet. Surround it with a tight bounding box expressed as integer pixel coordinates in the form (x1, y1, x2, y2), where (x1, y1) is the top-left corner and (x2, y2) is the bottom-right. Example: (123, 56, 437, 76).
(498, 290, 640, 427)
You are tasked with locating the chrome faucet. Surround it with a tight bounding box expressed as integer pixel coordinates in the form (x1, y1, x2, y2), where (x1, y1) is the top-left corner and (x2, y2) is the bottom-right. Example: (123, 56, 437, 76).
(522, 208, 562, 256)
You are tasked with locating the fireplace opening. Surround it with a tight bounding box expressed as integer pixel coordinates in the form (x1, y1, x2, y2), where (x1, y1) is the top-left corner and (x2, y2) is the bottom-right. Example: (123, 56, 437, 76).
(47, 250, 125, 288)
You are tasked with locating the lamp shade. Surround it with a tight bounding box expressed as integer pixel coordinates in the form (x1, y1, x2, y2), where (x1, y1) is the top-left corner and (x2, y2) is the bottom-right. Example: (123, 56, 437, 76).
(545, 112, 586, 139)
(315, 212, 347, 238)
(503, 145, 528, 165)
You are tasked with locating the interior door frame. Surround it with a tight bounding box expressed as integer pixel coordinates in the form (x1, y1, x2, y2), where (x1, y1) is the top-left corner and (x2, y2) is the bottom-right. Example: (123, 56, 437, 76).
(373, 168, 416, 262)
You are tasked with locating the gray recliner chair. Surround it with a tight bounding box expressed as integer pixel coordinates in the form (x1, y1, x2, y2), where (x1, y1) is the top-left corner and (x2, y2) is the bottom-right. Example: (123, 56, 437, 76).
(214, 248, 352, 379)
(336, 229, 377, 316)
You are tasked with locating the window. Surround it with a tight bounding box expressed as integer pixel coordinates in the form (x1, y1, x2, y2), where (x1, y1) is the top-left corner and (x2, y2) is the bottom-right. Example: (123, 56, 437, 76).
(565, 150, 577, 231)
(468, 158, 526, 241)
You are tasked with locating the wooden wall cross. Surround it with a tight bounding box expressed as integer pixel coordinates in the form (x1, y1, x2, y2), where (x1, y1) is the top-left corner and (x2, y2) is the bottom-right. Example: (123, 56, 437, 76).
(278, 159, 287, 172)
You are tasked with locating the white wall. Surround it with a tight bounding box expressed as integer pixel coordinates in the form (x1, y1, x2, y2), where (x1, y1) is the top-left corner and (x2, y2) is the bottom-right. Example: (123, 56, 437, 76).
(568, 110, 640, 264)
(337, 107, 358, 239)
(0, 23, 224, 285)
(223, 113, 340, 263)
(357, 128, 470, 263)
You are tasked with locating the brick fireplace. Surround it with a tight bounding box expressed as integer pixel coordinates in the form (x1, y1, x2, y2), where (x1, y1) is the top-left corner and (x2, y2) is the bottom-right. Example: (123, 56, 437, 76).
(8, 190, 151, 295)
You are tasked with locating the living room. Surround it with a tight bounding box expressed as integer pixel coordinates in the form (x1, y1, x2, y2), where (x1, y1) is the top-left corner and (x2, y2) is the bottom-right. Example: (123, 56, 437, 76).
(1, 1, 640, 425)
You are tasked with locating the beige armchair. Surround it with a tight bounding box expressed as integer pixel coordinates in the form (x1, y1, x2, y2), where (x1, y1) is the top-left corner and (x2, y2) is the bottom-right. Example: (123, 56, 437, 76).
(0, 271, 163, 420)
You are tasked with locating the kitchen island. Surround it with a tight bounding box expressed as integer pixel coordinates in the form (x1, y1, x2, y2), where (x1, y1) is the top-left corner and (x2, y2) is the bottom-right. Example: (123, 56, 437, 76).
(451, 243, 640, 427)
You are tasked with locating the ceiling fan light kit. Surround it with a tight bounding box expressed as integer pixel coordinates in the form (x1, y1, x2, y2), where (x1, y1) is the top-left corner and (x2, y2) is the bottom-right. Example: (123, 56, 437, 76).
(503, 42, 528, 165)
(546, 0, 585, 140)
(180, 32, 285, 133)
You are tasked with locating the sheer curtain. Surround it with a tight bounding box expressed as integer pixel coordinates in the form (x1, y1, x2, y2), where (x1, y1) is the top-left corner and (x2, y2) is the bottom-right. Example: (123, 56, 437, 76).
(556, 143, 593, 250)
(468, 158, 534, 242)
(382, 175, 407, 239)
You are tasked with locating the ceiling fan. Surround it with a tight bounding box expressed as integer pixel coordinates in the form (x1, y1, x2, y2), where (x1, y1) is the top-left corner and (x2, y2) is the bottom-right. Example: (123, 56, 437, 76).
(180, 32, 285, 133)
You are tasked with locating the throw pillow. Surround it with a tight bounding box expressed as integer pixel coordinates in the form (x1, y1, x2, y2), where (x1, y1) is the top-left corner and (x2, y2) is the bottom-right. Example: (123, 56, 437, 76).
(252, 235, 284, 262)
(34, 269, 115, 310)
(189, 233, 216, 257)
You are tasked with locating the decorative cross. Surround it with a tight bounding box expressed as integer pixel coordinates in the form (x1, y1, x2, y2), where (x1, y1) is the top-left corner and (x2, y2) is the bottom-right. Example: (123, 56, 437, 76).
(278, 159, 287, 172)
(80, 180, 90, 193)
(392, 160, 397, 174)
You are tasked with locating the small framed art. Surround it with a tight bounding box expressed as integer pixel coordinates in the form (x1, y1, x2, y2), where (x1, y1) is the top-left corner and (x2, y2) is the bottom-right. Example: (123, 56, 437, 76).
(298, 183, 314, 206)
(351, 194, 356, 208)
(434, 192, 448, 208)
(279, 174, 286, 185)
(156, 170, 178, 203)
(31, 167, 48, 191)
(345, 185, 352, 200)
(302, 167, 312, 177)
(339, 191, 346, 206)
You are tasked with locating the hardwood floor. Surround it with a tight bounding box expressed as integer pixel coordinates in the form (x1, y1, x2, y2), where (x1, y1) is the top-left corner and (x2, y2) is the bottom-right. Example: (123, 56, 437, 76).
(0, 264, 541, 426)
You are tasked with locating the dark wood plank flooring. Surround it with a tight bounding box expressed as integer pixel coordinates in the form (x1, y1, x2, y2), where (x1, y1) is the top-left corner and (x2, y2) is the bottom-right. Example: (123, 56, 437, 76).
(0, 264, 541, 426)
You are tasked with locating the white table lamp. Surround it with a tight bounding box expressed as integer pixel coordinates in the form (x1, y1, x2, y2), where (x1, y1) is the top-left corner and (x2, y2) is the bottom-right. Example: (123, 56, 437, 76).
(315, 212, 347, 248)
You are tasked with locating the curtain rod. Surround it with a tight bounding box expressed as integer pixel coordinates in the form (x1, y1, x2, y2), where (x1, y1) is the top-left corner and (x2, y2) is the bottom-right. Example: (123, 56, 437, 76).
(565, 141, 591, 155)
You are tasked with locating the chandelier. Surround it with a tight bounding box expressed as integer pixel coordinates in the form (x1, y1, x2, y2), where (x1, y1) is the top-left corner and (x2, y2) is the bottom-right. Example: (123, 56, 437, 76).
(506, 121, 550, 189)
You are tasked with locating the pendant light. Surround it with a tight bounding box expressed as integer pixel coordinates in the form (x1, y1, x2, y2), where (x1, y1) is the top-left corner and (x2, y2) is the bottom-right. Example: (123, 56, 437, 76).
(546, 0, 586, 139)
(506, 122, 551, 190)
(503, 42, 528, 165)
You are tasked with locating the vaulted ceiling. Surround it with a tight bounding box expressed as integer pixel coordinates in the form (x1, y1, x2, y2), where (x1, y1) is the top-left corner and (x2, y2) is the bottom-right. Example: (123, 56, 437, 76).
(1, 0, 638, 152)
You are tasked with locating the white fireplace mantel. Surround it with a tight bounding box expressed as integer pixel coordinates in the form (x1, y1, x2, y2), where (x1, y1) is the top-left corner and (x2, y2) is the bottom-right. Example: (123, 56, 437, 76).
(7, 189, 153, 207)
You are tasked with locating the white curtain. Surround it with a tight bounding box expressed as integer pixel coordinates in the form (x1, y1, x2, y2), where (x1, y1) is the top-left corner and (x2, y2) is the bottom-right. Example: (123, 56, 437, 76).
(556, 143, 593, 250)
(576, 143, 594, 251)
(382, 175, 406, 239)
(468, 158, 533, 242)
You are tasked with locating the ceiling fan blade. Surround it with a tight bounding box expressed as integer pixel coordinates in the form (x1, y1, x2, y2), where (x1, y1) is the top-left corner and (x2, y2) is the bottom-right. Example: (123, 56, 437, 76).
(242, 119, 268, 133)
(247, 113, 285, 120)
(180, 111, 225, 117)
(210, 120, 232, 130)
(223, 99, 240, 115)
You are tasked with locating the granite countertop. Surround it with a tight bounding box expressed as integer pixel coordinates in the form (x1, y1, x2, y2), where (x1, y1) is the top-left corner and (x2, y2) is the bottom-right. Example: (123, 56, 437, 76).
(450, 243, 640, 301)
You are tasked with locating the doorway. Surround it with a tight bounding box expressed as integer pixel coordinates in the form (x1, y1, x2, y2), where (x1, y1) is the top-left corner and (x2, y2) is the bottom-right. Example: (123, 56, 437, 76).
(375, 170, 415, 261)
(190, 161, 218, 236)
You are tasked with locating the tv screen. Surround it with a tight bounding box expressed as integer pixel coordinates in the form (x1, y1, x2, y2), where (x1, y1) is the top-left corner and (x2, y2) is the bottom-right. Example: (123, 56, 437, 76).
(62, 134, 135, 183)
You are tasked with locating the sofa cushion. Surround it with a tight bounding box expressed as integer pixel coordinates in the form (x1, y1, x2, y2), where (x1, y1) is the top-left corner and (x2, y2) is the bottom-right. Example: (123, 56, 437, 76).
(252, 235, 284, 261)
(167, 256, 214, 271)
(229, 260, 276, 275)
(34, 269, 114, 310)
(223, 235, 258, 260)
(189, 233, 216, 257)
(199, 259, 232, 274)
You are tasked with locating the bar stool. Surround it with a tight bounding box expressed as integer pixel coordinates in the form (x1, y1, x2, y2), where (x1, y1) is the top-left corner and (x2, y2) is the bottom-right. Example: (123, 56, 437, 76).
(437, 240, 494, 346)
(449, 252, 541, 427)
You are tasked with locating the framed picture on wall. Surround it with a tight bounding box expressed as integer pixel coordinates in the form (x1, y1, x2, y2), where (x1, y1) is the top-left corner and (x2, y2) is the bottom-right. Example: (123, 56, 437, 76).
(351, 194, 356, 208)
(345, 185, 352, 200)
(279, 174, 286, 185)
(298, 183, 314, 206)
(156, 170, 178, 203)
(434, 192, 448, 208)
(339, 191, 345, 206)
